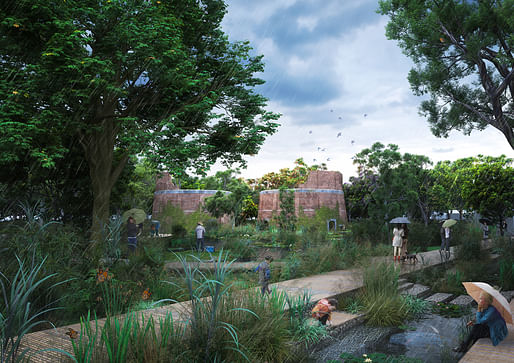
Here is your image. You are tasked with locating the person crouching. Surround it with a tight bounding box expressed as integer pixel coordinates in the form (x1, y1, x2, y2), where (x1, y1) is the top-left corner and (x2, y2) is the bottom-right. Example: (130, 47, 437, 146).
(311, 298, 337, 326)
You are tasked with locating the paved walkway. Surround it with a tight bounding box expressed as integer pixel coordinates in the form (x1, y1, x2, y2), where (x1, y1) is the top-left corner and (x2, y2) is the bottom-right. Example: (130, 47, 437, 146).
(19, 244, 503, 362)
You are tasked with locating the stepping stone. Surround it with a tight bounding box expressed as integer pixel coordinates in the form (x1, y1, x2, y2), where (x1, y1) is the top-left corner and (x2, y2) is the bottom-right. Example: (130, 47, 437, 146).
(398, 282, 414, 292)
(449, 295, 475, 307)
(424, 293, 454, 304)
(402, 284, 431, 299)
(398, 278, 408, 284)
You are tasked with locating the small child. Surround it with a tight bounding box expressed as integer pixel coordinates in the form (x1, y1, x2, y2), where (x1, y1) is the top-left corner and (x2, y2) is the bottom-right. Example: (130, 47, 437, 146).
(311, 298, 337, 326)
(255, 256, 272, 295)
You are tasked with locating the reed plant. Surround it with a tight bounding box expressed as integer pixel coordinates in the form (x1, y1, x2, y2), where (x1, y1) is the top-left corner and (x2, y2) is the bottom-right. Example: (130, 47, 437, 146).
(0, 256, 66, 363)
(359, 263, 409, 326)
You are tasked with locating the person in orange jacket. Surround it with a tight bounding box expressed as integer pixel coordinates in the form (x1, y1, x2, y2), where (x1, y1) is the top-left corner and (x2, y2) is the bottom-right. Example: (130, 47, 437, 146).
(311, 298, 337, 326)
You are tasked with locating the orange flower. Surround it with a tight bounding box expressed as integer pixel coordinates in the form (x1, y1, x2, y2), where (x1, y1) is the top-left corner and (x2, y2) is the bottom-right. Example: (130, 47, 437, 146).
(65, 328, 78, 339)
(142, 288, 151, 300)
(96, 268, 109, 283)
(439, 37, 445, 42)
(13, 23, 20, 28)
(12, 91, 18, 95)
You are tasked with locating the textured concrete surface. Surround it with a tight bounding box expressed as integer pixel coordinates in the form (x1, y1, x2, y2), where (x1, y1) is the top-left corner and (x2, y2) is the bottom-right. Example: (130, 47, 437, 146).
(425, 293, 455, 304)
(258, 170, 348, 221)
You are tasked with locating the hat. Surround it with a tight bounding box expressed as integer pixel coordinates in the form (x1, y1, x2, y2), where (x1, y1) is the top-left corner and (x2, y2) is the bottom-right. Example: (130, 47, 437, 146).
(197, 221, 203, 225)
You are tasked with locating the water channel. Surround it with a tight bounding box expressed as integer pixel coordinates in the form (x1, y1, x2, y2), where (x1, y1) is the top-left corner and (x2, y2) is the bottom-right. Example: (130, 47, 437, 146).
(314, 311, 475, 362)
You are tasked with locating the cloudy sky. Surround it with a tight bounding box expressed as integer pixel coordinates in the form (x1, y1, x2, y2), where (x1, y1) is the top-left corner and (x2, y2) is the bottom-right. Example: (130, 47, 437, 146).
(217, 0, 512, 181)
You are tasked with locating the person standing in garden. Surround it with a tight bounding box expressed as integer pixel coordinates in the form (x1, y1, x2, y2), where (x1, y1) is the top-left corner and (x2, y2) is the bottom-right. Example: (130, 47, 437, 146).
(255, 255, 272, 295)
(195, 221, 206, 252)
(127, 216, 140, 254)
(400, 223, 409, 258)
(392, 224, 404, 262)
(440, 224, 451, 256)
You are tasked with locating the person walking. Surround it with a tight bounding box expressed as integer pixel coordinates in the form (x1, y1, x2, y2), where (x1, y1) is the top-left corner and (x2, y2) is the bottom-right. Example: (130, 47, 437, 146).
(440, 223, 451, 260)
(400, 223, 409, 258)
(392, 224, 404, 262)
(195, 221, 206, 252)
(255, 255, 272, 295)
(127, 216, 140, 254)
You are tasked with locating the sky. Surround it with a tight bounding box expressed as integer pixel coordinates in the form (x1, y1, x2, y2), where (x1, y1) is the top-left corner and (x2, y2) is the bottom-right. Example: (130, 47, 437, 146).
(215, 0, 513, 182)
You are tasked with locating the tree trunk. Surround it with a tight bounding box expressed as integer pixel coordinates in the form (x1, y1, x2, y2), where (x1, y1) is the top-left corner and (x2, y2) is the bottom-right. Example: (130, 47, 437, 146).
(81, 119, 128, 242)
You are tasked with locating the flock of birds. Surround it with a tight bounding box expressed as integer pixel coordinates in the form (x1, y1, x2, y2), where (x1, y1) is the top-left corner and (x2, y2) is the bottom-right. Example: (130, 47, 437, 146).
(308, 110, 368, 164)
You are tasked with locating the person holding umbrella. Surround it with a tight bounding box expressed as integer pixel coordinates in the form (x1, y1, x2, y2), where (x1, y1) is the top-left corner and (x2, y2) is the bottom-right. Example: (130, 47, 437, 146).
(440, 219, 455, 260)
(392, 224, 404, 263)
(454, 282, 510, 353)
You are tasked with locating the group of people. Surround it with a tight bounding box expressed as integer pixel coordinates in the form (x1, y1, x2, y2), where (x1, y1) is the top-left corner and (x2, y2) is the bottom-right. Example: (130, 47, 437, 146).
(392, 223, 409, 262)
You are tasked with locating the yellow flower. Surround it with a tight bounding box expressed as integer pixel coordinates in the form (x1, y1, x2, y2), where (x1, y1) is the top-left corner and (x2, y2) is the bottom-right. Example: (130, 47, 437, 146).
(13, 23, 20, 28)
(157, 1, 161, 3)
(12, 91, 18, 95)
(365, 359, 372, 363)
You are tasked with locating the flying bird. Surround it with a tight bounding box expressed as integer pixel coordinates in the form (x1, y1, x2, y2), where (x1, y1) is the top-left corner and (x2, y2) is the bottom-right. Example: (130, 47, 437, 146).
(338, 117, 342, 120)
(363, 113, 368, 117)
(351, 140, 355, 145)
(337, 132, 342, 137)
(313, 158, 317, 162)
(327, 158, 331, 161)
(317, 147, 321, 151)
(321, 148, 326, 151)
(309, 130, 312, 134)
(330, 109, 333, 112)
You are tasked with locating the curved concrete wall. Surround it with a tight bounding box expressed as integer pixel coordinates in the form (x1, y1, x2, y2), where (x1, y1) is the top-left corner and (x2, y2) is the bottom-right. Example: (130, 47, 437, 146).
(258, 170, 347, 222)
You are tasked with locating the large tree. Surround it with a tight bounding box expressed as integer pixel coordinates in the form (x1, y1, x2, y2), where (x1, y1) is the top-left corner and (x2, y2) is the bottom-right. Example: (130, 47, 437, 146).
(460, 155, 514, 232)
(0, 0, 279, 238)
(379, 0, 514, 149)
(352, 142, 432, 222)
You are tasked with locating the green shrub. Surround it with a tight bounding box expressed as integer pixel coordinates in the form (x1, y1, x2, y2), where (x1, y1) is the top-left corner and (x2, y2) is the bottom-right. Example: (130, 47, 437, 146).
(454, 224, 483, 261)
(359, 263, 409, 326)
(432, 302, 471, 318)
(493, 236, 514, 290)
(348, 219, 389, 245)
(221, 237, 255, 261)
(407, 222, 440, 252)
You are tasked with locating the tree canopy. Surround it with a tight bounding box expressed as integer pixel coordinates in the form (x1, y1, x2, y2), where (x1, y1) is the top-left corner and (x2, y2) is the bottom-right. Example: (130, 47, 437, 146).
(0, 0, 279, 235)
(379, 0, 514, 149)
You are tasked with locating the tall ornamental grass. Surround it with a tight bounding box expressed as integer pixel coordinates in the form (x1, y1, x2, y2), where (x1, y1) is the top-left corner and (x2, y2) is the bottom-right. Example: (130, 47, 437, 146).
(0, 256, 67, 363)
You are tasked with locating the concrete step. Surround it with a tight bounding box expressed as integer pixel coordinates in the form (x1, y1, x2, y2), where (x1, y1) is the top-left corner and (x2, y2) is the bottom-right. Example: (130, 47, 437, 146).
(449, 295, 475, 307)
(398, 282, 414, 292)
(424, 292, 454, 304)
(401, 284, 431, 299)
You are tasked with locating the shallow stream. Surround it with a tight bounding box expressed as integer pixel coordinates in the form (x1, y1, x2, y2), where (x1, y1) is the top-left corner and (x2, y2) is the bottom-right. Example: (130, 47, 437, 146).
(314, 312, 474, 362)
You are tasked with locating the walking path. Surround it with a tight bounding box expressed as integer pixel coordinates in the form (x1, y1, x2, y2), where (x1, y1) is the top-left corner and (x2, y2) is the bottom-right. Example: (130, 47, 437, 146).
(20, 242, 510, 362)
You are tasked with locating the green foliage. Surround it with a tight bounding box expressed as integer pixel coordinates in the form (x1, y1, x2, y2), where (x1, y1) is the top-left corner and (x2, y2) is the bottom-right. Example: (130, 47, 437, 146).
(432, 302, 471, 318)
(359, 263, 409, 326)
(221, 238, 256, 261)
(254, 158, 326, 190)
(379, 0, 514, 149)
(407, 222, 441, 252)
(494, 236, 514, 290)
(0, 256, 66, 363)
(159, 204, 210, 236)
(348, 219, 389, 245)
(454, 223, 485, 261)
(0, 0, 280, 233)
(351, 142, 432, 223)
(277, 187, 297, 231)
(460, 156, 514, 225)
(401, 295, 430, 320)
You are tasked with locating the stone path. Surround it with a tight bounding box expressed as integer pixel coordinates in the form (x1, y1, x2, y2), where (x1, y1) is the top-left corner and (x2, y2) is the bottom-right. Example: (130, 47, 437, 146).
(19, 243, 503, 362)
